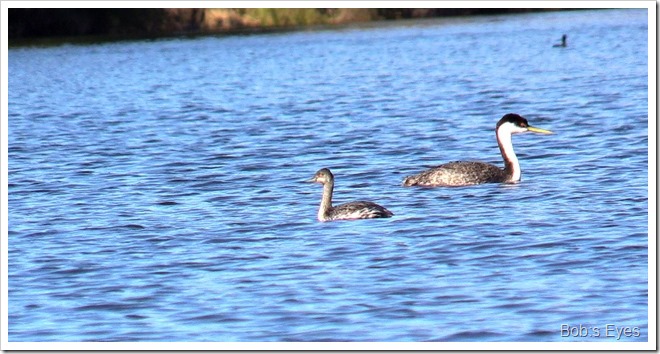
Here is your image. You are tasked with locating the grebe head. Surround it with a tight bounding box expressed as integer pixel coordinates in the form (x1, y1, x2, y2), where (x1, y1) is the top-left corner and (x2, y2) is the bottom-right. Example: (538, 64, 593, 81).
(496, 113, 553, 135)
(307, 168, 334, 184)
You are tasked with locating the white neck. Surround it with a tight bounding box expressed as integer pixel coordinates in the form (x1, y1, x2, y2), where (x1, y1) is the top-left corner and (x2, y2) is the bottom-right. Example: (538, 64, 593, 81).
(318, 182, 333, 221)
(496, 123, 521, 182)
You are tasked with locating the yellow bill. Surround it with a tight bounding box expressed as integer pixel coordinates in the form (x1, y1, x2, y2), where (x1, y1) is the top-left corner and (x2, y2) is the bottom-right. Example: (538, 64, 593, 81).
(527, 126, 553, 134)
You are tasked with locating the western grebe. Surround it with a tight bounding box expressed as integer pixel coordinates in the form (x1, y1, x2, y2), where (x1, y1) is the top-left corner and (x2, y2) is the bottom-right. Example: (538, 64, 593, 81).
(307, 168, 393, 222)
(402, 113, 553, 187)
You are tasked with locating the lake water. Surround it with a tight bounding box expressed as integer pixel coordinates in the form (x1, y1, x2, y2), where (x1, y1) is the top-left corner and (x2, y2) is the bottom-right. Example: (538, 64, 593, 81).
(7, 9, 649, 344)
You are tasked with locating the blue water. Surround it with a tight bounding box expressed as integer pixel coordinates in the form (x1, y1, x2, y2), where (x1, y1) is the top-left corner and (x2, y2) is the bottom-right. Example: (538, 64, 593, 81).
(8, 9, 649, 342)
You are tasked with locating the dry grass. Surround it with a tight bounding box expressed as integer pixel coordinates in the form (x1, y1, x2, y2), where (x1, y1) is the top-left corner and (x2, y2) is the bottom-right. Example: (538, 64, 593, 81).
(201, 9, 381, 32)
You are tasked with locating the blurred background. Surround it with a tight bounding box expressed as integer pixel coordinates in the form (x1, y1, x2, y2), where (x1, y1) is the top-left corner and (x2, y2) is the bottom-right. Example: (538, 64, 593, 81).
(9, 8, 567, 41)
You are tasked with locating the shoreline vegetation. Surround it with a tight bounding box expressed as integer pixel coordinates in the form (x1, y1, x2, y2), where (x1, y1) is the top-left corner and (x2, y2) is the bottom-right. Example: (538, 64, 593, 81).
(10, 8, 567, 44)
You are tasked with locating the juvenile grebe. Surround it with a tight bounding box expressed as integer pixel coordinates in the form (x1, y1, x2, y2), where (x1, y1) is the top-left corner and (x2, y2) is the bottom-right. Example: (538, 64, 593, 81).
(553, 34, 567, 47)
(307, 168, 393, 222)
(402, 113, 553, 187)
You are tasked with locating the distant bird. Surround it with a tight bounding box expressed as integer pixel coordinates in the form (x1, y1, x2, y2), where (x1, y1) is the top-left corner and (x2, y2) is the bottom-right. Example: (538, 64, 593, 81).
(307, 168, 393, 222)
(553, 34, 567, 47)
(402, 113, 553, 187)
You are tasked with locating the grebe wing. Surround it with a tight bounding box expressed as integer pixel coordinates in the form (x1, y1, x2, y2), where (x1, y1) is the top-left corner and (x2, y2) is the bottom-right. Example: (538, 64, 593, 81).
(329, 201, 393, 220)
(404, 161, 505, 187)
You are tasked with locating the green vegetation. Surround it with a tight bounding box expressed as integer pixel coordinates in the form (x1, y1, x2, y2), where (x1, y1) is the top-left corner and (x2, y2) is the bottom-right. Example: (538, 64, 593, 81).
(238, 9, 331, 27)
